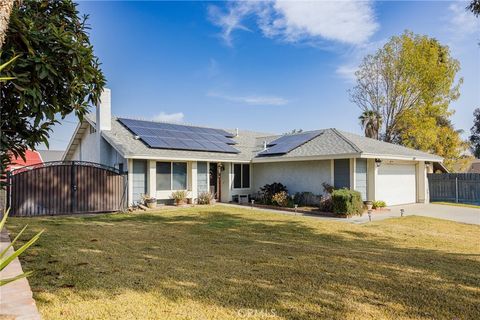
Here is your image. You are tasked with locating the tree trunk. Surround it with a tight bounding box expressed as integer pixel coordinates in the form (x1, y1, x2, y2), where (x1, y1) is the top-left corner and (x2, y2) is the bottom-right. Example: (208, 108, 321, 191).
(0, 0, 15, 50)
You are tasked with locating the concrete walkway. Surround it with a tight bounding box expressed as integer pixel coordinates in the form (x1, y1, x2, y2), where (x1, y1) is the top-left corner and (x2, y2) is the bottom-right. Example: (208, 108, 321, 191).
(362, 203, 480, 225)
(0, 229, 41, 320)
(221, 203, 480, 225)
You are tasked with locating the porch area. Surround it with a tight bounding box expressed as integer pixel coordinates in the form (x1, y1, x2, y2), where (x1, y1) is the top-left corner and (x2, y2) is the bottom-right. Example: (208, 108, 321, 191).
(127, 159, 252, 205)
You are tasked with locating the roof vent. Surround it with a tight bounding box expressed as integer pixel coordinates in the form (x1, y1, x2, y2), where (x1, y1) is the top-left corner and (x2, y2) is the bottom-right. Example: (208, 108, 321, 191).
(263, 140, 267, 151)
(134, 135, 140, 140)
(235, 128, 239, 137)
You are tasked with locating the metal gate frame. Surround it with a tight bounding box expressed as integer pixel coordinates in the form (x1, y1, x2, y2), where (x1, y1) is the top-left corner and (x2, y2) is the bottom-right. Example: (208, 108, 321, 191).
(7, 161, 128, 216)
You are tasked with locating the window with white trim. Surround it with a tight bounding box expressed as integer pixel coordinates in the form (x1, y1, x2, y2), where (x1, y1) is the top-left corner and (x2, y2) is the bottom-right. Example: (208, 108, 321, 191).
(156, 161, 187, 190)
(233, 163, 250, 189)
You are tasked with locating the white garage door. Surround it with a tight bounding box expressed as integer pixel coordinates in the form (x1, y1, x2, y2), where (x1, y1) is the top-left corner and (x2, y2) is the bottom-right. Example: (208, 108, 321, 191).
(376, 164, 416, 206)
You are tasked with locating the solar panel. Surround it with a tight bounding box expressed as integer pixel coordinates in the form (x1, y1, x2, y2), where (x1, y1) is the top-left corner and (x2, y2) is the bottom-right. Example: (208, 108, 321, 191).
(257, 131, 323, 156)
(118, 118, 240, 154)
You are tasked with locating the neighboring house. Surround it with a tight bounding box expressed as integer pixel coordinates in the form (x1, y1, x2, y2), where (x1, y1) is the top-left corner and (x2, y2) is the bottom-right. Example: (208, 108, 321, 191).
(468, 159, 480, 173)
(63, 89, 443, 206)
(37, 150, 65, 162)
(7, 150, 43, 171)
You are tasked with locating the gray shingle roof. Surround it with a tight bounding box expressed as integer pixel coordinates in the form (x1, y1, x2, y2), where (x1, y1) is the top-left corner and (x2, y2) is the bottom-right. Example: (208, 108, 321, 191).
(37, 150, 65, 162)
(83, 114, 442, 162)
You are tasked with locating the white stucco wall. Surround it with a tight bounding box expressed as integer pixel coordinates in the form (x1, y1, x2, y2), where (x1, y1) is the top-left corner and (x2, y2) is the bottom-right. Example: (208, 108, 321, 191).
(252, 160, 332, 195)
(70, 125, 125, 170)
(71, 125, 98, 162)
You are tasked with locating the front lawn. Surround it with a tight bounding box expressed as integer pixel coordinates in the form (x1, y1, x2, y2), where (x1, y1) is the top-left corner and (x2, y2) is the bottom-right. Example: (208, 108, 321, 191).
(8, 205, 480, 320)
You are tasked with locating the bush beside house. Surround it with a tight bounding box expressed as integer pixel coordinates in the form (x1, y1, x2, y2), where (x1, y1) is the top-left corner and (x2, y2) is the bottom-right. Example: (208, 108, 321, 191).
(331, 189, 364, 217)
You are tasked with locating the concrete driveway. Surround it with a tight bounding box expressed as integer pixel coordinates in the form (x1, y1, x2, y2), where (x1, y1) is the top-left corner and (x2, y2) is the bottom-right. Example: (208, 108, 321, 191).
(349, 203, 480, 225)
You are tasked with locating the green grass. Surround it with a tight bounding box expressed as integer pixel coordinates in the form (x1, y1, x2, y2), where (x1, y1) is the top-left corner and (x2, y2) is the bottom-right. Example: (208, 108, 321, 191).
(8, 205, 480, 320)
(431, 201, 480, 209)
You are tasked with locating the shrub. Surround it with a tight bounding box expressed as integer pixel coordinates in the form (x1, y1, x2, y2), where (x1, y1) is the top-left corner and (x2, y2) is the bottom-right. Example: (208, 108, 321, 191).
(272, 191, 289, 207)
(170, 190, 188, 205)
(197, 192, 214, 205)
(331, 189, 364, 217)
(259, 183, 288, 205)
(294, 192, 320, 206)
(373, 200, 387, 209)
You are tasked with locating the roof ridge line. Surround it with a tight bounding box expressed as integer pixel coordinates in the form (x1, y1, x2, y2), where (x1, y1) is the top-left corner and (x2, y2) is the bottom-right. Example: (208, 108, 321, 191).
(330, 128, 362, 153)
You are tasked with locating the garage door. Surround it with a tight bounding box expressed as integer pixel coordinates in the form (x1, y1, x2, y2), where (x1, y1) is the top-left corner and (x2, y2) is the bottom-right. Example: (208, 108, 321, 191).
(376, 164, 416, 206)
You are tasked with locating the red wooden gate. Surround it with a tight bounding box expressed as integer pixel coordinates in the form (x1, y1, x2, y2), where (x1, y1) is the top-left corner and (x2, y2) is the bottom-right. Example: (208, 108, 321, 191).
(7, 161, 127, 216)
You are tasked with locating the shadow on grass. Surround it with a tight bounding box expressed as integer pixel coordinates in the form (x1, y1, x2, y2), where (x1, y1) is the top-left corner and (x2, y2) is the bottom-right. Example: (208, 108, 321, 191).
(9, 208, 480, 319)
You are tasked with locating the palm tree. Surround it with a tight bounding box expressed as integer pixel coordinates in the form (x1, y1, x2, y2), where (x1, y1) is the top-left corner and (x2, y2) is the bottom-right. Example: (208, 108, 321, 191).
(359, 110, 382, 139)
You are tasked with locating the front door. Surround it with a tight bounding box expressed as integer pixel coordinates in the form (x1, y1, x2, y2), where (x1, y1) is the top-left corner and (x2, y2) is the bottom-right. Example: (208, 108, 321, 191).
(209, 163, 221, 201)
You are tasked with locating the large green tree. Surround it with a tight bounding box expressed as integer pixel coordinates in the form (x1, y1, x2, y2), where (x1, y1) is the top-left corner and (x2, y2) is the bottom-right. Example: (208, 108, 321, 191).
(470, 108, 480, 158)
(349, 31, 465, 170)
(0, 0, 105, 182)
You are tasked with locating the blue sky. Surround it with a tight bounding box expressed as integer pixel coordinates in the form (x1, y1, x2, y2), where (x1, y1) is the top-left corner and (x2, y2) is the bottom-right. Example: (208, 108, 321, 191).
(45, 0, 479, 150)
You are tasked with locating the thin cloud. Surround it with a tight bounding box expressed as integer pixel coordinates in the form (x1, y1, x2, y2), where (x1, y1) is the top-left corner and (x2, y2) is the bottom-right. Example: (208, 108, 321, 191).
(448, 1, 480, 37)
(153, 112, 185, 123)
(335, 64, 358, 82)
(207, 91, 289, 106)
(208, 0, 379, 46)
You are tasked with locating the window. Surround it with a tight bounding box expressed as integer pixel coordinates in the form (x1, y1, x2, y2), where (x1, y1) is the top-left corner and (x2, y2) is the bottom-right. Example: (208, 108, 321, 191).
(233, 164, 242, 188)
(156, 162, 171, 190)
(233, 163, 250, 189)
(334, 159, 350, 189)
(197, 162, 208, 193)
(173, 162, 187, 190)
(156, 161, 188, 191)
(242, 164, 250, 188)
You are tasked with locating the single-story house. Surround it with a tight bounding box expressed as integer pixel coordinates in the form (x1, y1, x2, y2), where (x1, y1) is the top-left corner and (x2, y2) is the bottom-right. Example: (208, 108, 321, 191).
(37, 150, 65, 162)
(63, 89, 444, 206)
(7, 150, 43, 171)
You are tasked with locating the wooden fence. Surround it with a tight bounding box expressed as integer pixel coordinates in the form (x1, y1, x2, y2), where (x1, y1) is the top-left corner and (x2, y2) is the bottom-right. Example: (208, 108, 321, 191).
(427, 173, 480, 204)
(7, 161, 127, 216)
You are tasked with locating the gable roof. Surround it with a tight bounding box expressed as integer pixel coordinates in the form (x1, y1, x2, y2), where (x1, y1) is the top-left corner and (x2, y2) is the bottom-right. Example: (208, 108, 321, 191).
(253, 129, 442, 162)
(37, 150, 65, 162)
(7, 150, 43, 171)
(65, 114, 443, 163)
(90, 114, 272, 162)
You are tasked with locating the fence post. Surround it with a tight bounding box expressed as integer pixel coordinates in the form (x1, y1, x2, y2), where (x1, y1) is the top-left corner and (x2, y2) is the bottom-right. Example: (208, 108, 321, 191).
(455, 176, 458, 203)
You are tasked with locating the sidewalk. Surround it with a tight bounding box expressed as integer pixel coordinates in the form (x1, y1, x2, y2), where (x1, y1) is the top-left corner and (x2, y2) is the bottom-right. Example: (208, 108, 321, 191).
(0, 229, 41, 320)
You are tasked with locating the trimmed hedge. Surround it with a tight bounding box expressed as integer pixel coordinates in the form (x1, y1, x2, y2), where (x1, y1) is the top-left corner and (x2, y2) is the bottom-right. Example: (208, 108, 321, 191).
(332, 189, 364, 217)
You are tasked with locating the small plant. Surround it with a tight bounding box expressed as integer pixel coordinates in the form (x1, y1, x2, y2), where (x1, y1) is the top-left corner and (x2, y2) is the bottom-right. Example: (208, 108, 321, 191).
(373, 200, 387, 209)
(331, 189, 364, 217)
(197, 192, 214, 205)
(272, 191, 289, 207)
(170, 190, 188, 205)
(259, 183, 288, 205)
(1, 208, 44, 286)
(142, 194, 157, 208)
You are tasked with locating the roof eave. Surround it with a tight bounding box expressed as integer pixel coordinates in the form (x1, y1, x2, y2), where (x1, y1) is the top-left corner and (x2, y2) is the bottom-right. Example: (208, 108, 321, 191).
(359, 152, 443, 162)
